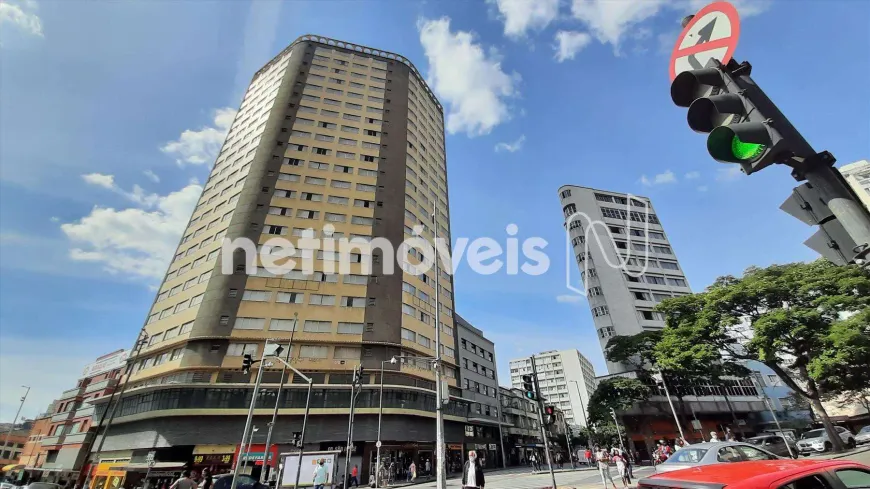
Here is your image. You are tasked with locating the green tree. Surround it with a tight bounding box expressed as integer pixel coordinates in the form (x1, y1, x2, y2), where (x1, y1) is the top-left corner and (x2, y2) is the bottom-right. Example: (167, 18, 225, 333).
(604, 331, 662, 371)
(586, 377, 651, 426)
(655, 260, 870, 452)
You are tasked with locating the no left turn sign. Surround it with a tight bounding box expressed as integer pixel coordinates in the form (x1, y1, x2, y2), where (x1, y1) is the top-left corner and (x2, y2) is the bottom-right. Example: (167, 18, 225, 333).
(669, 1, 741, 80)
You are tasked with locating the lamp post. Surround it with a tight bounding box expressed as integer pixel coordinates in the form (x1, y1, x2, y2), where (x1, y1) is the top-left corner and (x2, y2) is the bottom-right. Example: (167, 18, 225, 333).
(431, 202, 447, 489)
(750, 373, 795, 458)
(569, 381, 592, 449)
(1, 386, 29, 458)
(376, 355, 437, 488)
(242, 426, 260, 472)
(261, 312, 299, 483)
(653, 370, 686, 441)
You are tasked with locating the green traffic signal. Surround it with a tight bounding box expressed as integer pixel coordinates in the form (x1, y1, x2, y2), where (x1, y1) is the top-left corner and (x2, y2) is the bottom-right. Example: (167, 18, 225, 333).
(731, 134, 766, 162)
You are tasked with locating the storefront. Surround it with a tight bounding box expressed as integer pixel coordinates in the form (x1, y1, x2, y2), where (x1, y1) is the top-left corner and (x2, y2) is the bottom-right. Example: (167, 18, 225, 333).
(191, 453, 234, 476)
(232, 444, 278, 481)
(446, 444, 463, 474)
(90, 462, 127, 489)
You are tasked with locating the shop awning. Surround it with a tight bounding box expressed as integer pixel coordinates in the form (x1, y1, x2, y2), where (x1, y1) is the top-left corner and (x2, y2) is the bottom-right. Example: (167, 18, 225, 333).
(121, 462, 186, 471)
(2, 464, 24, 472)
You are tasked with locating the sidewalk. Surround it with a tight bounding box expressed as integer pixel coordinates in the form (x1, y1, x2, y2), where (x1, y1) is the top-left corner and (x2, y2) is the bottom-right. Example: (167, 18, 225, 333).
(381, 464, 598, 487)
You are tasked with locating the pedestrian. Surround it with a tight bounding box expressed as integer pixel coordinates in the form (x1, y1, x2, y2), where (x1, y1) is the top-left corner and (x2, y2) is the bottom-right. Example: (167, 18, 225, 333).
(169, 471, 197, 489)
(556, 452, 563, 469)
(349, 465, 359, 488)
(461, 450, 485, 489)
(425, 459, 431, 477)
(585, 448, 593, 466)
(312, 459, 329, 489)
(725, 428, 736, 442)
(595, 446, 618, 489)
(612, 450, 630, 488)
(199, 468, 212, 489)
(407, 461, 416, 482)
(529, 452, 538, 472)
(710, 431, 721, 442)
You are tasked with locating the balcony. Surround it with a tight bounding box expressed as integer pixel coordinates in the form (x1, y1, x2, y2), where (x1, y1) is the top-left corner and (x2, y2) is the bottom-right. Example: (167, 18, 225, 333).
(85, 378, 118, 394)
(50, 410, 74, 423)
(62, 432, 94, 445)
(40, 435, 64, 447)
(59, 386, 85, 400)
(73, 405, 95, 419)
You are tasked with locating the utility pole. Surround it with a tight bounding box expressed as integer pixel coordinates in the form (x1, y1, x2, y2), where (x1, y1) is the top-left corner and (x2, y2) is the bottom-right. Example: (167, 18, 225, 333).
(530, 356, 557, 489)
(83, 332, 149, 489)
(343, 365, 363, 489)
(231, 340, 276, 489)
(610, 408, 628, 455)
(750, 373, 795, 458)
(653, 370, 686, 441)
(1, 386, 29, 458)
(432, 201, 447, 489)
(561, 417, 575, 469)
(569, 381, 592, 449)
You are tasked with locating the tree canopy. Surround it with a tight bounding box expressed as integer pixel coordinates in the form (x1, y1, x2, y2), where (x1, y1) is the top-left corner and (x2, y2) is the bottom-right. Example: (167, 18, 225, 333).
(586, 376, 651, 426)
(654, 260, 870, 451)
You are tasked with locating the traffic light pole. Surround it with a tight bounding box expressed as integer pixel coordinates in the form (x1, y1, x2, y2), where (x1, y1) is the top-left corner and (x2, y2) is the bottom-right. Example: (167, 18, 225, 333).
(230, 341, 270, 489)
(530, 357, 557, 489)
(343, 366, 362, 489)
(561, 416, 575, 469)
(262, 313, 298, 483)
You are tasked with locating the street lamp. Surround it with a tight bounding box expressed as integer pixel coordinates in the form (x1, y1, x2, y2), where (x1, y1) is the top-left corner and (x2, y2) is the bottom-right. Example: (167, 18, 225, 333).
(262, 312, 299, 483)
(375, 355, 437, 487)
(652, 369, 686, 441)
(569, 381, 592, 449)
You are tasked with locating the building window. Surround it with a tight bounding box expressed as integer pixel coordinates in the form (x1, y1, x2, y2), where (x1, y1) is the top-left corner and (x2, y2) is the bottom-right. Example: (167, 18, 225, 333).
(303, 320, 332, 333)
(226, 343, 258, 356)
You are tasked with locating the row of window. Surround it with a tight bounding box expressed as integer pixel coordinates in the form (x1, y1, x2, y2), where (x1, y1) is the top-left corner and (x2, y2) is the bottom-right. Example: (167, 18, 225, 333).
(146, 321, 194, 346)
(282, 157, 380, 177)
(264, 211, 374, 229)
(595, 193, 647, 207)
(156, 271, 211, 303)
(601, 206, 661, 225)
(625, 273, 688, 287)
(147, 293, 205, 324)
(623, 256, 680, 270)
(234, 316, 366, 334)
(399, 327, 456, 357)
(277, 172, 377, 193)
(614, 241, 673, 255)
(462, 378, 497, 398)
(462, 358, 495, 380)
(133, 347, 185, 372)
(460, 338, 494, 362)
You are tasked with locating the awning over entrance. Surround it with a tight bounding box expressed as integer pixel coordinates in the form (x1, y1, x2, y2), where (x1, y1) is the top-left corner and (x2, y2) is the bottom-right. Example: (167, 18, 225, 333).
(2, 464, 24, 472)
(120, 462, 186, 471)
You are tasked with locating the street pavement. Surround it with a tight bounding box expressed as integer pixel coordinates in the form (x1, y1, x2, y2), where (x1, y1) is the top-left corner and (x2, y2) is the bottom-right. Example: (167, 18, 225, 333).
(394, 448, 870, 489)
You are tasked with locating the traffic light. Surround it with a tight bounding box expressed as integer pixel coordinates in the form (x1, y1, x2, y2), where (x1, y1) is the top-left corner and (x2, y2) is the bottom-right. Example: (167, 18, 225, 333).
(521, 374, 536, 400)
(671, 61, 785, 175)
(544, 405, 556, 426)
(352, 365, 365, 386)
(242, 353, 254, 374)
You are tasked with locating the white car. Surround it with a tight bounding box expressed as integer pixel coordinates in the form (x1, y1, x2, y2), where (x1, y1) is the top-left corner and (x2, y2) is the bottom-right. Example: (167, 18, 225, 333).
(796, 426, 856, 454)
(856, 425, 870, 445)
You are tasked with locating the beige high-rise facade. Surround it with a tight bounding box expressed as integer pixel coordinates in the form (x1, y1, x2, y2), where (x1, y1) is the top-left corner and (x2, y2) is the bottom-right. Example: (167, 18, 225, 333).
(93, 36, 472, 482)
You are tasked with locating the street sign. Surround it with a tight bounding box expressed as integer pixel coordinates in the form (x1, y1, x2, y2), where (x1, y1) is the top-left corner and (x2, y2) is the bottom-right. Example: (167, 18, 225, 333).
(670, 1, 741, 80)
(145, 451, 156, 464)
(375, 441, 382, 448)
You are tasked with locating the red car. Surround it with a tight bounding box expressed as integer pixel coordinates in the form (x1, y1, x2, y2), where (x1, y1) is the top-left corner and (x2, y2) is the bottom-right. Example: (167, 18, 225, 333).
(637, 459, 870, 488)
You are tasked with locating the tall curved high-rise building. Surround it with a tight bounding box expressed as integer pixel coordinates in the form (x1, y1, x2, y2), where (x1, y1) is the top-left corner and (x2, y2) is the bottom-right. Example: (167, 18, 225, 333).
(90, 35, 500, 485)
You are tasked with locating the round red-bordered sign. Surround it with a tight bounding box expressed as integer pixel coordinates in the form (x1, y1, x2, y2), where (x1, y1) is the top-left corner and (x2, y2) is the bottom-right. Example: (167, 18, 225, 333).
(669, 1, 741, 80)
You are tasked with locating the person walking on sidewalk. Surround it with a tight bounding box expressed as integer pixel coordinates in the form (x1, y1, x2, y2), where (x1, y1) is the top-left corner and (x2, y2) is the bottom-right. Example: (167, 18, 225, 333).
(170, 471, 197, 489)
(349, 465, 359, 488)
(407, 461, 416, 482)
(585, 448, 593, 466)
(612, 449, 630, 488)
(462, 450, 485, 489)
(595, 446, 618, 489)
(312, 459, 329, 489)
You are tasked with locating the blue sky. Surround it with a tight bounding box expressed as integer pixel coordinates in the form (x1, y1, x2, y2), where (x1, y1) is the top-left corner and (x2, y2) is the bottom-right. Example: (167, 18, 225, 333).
(1, 0, 868, 421)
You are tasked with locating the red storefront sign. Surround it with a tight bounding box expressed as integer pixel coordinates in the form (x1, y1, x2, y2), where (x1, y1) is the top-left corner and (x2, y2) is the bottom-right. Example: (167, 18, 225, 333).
(233, 444, 279, 467)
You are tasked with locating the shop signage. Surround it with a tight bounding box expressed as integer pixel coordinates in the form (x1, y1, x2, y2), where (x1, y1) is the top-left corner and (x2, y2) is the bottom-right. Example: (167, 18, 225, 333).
(239, 452, 274, 462)
(474, 444, 487, 450)
(447, 444, 463, 450)
(193, 454, 233, 465)
(82, 350, 130, 378)
(488, 444, 497, 450)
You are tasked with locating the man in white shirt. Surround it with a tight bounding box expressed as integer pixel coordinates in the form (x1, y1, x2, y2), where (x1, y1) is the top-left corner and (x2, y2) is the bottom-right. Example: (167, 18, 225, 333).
(462, 450, 485, 489)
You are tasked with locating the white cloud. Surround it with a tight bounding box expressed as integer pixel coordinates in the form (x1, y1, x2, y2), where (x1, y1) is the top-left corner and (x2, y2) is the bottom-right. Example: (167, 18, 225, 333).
(716, 166, 743, 182)
(556, 294, 584, 304)
(0, 0, 43, 38)
(494, 134, 526, 153)
(61, 177, 202, 280)
(640, 169, 677, 186)
(570, 0, 771, 52)
(418, 17, 520, 137)
(82, 172, 116, 190)
(697, 185, 709, 192)
(684, 171, 701, 180)
(49, 216, 59, 222)
(143, 170, 160, 183)
(160, 108, 236, 166)
(489, 0, 560, 38)
(554, 30, 593, 62)
(570, 0, 669, 49)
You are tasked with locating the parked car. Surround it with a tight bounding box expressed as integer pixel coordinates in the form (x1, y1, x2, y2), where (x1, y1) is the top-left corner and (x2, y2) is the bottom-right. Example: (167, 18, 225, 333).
(638, 459, 870, 489)
(855, 426, 870, 446)
(797, 426, 857, 455)
(654, 442, 779, 473)
(210, 473, 269, 489)
(747, 433, 799, 458)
